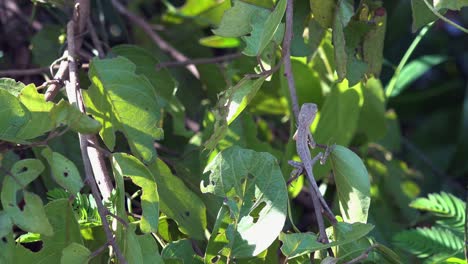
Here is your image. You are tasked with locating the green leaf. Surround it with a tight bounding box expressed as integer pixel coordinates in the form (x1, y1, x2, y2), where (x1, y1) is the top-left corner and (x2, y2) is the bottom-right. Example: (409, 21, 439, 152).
(245, 0, 286, 56)
(411, 0, 438, 32)
(202, 146, 288, 258)
(161, 239, 203, 263)
(60, 242, 91, 264)
(205, 77, 266, 150)
(41, 148, 84, 194)
(291, 0, 312, 57)
(50, 100, 102, 134)
(0, 78, 25, 97)
(31, 24, 63, 67)
(212, 0, 270, 37)
(393, 227, 464, 259)
(199, 36, 241, 48)
(330, 146, 371, 223)
(0, 89, 30, 143)
(112, 153, 159, 233)
(0, 211, 12, 238)
(149, 159, 206, 240)
(279, 222, 374, 259)
(389, 55, 447, 97)
(410, 192, 465, 235)
(1, 159, 45, 209)
(332, 0, 354, 81)
(83, 57, 164, 163)
(16, 84, 55, 139)
(137, 233, 164, 263)
(310, 0, 336, 28)
(9, 192, 53, 236)
(123, 225, 145, 264)
(434, 0, 468, 10)
(363, 10, 387, 77)
(356, 78, 386, 142)
(110, 45, 191, 138)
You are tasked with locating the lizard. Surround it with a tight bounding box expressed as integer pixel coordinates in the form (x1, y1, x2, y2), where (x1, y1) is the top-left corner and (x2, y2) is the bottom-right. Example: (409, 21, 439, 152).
(289, 103, 335, 244)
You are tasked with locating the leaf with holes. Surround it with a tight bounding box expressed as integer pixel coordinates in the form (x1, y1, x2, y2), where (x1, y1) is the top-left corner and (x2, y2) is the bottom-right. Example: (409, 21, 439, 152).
(202, 146, 288, 258)
(330, 145, 371, 223)
(83, 57, 164, 163)
(112, 153, 159, 233)
(41, 147, 83, 194)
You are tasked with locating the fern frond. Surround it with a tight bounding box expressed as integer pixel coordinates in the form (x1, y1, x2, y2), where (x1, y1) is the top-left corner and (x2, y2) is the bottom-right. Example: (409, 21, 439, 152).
(410, 192, 465, 235)
(393, 227, 464, 260)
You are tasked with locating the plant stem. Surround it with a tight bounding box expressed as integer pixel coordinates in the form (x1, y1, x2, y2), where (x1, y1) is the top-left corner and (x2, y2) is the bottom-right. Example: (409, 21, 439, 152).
(385, 22, 433, 99)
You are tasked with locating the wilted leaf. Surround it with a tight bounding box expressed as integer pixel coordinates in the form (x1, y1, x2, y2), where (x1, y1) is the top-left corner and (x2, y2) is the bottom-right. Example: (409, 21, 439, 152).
(330, 146, 371, 223)
(83, 57, 164, 163)
(202, 146, 288, 258)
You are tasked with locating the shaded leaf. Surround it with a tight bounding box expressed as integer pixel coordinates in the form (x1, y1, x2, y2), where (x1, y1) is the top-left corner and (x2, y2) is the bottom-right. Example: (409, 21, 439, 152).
(50, 100, 102, 134)
(41, 148, 84, 194)
(31, 24, 63, 67)
(112, 153, 159, 233)
(149, 158, 206, 240)
(411, 0, 437, 32)
(330, 146, 371, 223)
(363, 10, 387, 77)
(310, 0, 336, 28)
(60, 242, 91, 264)
(213, 0, 270, 37)
(332, 0, 354, 81)
(202, 146, 288, 258)
(83, 57, 164, 163)
(357, 78, 386, 142)
(137, 233, 164, 263)
(434, 0, 468, 10)
(0, 89, 30, 143)
(161, 239, 203, 263)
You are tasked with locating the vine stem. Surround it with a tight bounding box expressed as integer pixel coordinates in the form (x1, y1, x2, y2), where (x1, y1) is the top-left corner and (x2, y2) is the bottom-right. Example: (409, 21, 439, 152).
(385, 22, 433, 98)
(65, 3, 126, 263)
(422, 0, 468, 34)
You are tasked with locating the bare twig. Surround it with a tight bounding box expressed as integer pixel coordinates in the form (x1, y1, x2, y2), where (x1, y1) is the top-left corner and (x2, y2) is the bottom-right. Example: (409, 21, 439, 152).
(65, 4, 127, 264)
(0, 67, 49, 77)
(87, 18, 105, 58)
(110, 0, 199, 78)
(283, 0, 299, 120)
(156, 52, 242, 69)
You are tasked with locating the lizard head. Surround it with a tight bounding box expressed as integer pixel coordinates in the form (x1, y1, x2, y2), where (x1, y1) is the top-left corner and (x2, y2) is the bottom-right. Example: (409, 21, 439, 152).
(298, 103, 318, 125)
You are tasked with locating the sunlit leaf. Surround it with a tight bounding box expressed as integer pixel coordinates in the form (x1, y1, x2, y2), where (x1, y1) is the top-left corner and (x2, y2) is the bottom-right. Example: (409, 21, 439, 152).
(50, 100, 102, 134)
(83, 57, 164, 163)
(330, 146, 371, 223)
(202, 146, 288, 258)
(199, 36, 241, 48)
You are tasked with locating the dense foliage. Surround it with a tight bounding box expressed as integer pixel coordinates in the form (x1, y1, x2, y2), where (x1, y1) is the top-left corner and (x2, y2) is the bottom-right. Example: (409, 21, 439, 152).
(0, 0, 467, 263)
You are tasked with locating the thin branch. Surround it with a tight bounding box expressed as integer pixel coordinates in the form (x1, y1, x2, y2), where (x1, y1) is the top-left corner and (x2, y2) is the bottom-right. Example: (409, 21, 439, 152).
(283, 0, 299, 120)
(110, 0, 199, 78)
(0, 67, 49, 77)
(344, 244, 378, 264)
(87, 18, 105, 58)
(156, 52, 242, 69)
(65, 4, 127, 263)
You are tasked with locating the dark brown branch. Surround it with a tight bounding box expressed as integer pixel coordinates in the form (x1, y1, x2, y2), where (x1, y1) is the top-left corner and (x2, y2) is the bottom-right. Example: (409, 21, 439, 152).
(65, 4, 127, 263)
(110, 0, 199, 78)
(87, 18, 105, 58)
(0, 67, 49, 77)
(344, 244, 378, 264)
(156, 52, 242, 69)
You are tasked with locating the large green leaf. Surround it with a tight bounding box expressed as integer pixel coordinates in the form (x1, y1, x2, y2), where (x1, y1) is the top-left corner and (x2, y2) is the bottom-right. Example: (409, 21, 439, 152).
(212, 0, 270, 37)
(83, 57, 164, 163)
(330, 146, 371, 223)
(49, 100, 102, 134)
(137, 233, 164, 263)
(279, 222, 374, 260)
(112, 153, 159, 233)
(31, 24, 63, 67)
(60, 243, 91, 264)
(310, 0, 336, 28)
(41, 148, 84, 194)
(202, 146, 288, 258)
(149, 158, 206, 240)
(362, 9, 386, 77)
(356, 78, 386, 142)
